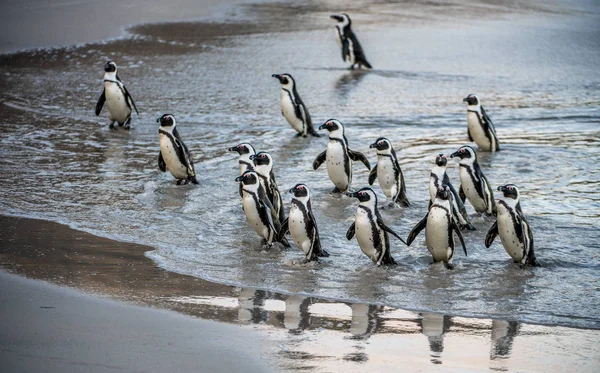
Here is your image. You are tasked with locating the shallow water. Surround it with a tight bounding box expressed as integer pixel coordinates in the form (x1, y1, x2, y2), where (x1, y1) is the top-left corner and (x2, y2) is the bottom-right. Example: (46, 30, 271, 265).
(1, 0, 599, 329)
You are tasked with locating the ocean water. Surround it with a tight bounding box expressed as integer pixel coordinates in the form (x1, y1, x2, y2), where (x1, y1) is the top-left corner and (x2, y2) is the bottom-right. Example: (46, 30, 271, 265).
(0, 0, 599, 329)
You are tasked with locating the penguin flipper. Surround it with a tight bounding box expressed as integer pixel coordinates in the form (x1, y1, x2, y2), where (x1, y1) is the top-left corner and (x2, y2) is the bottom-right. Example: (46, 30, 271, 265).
(376, 214, 407, 245)
(277, 218, 289, 242)
(394, 170, 410, 207)
(342, 38, 350, 62)
(346, 222, 356, 240)
(313, 150, 327, 170)
(458, 185, 466, 203)
(368, 164, 377, 185)
(485, 220, 498, 248)
(123, 85, 139, 115)
(158, 152, 166, 172)
(467, 127, 474, 142)
(407, 214, 428, 246)
(452, 220, 468, 256)
(95, 90, 105, 116)
(348, 149, 371, 170)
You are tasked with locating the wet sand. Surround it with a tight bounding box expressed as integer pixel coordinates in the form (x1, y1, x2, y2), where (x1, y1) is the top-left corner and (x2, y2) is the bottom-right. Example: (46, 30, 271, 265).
(1, 215, 599, 372)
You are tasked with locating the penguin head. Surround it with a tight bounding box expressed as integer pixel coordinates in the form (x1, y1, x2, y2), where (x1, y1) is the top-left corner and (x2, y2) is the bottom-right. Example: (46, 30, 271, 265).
(249, 151, 272, 167)
(498, 184, 520, 200)
(318, 119, 343, 134)
(370, 137, 392, 153)
(289, 183, 310, 199)
(228, 143, 255, 155)
(435, 185, 451, 200)
(272, 73, 295, 89)
(157, 114, 176, 128)
(350, 187, 377, 206)
(450, 146, 476, 162)
(235, 170, 259, 186)
(104, 61, 117, 73)
(463, 94, 479, 106)
(435, 154, 448, 167)
(330, 13, 351, 26)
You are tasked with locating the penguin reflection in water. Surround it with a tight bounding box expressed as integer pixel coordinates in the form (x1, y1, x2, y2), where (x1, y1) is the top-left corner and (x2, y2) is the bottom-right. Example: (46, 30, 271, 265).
(346, 188, 407, 265)
(95, 61, 139, 130)
(250, 151, 285, 226)
(407, 185, 467, 269)
(235, 170, 290, 248)
(157, 114, 198, 185)
(313, 119, 370, 194)
(368, 137, 410, 208)
(330, 13, 372, 70)
(278, 184, 329, 263)
(272, 74, 320, 138)
(485, 184, 540, 267)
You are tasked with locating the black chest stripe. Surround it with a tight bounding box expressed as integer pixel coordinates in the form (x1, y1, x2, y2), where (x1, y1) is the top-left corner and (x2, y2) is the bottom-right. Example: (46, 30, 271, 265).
(459, 164, 484, 199)
(243, 189, 271, 229)
(291, 200, 313, 237)
(358, 205, 383, 254)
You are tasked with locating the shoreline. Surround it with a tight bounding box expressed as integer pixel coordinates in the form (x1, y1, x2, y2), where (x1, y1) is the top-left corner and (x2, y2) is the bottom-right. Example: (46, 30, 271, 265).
(1, 215, 599, 372)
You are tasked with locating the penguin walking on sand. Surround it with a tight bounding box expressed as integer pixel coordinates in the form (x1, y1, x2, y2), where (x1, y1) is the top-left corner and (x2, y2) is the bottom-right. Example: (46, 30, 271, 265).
(450, 145, 496, 215)
(407, 185, 467, 269)
(157, 114, 198, 185)
(368, 137, 409, 207)
(278, 184, 329, 262)
(313, 119, 370, 193)
(485, 184, 540, 267)
(330, 13, 372, 69)
(95, 61, 139, 130)
(250, 151, 286, 226)
(235, 170, 289, 248)
(272, 74, 319, 137)
(228, 143, 256, 175)
(346, 188, 407, 265)
(463, 94, 500, 152)
(429, 154, 475, 230)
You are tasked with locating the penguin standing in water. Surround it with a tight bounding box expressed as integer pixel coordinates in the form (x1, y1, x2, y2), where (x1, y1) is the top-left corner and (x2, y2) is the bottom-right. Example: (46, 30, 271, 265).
(485, 184, 540, 267)
(278, 184, 329, 262)
(157, 114, 198, 185)
(463, 94, 500, 152)
(429, 154, 475, 230)
(272, 74, 319, 137)
(368, 137, 409, 207)
(407, 185, 467, 269)
(235, 170, 288, 248)
(313, 119, 370, 193)
(95, 61, 139, 130)
(450, 145, 496, 215)
(330, 14, 372, 69)
(346, 188, 407, 265)
(228, 143, 256, 175)
(250, 151, 286, 226)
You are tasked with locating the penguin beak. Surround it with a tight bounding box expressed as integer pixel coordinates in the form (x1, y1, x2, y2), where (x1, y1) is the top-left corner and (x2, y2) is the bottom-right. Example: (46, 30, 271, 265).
(450, 151, 459, 158)
(227, 146, 236, 152)
(249, 155, 256, 160)
(235, 175, 244, 182)
(347, 191, 358, 198)
(369, 143, 377, 149)
(271, 74, 282, 82)
(318, 123, 327, 130)
(156, 117, 162, 124)
(288, 187, 295, 194)
(330, 15, 343, 22)
(462, 97, 468, 103)
(497, 186, 506, 192)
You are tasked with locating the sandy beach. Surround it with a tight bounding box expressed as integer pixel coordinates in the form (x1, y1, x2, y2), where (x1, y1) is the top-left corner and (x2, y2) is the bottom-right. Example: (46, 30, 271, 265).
(1, 0, 599, 371)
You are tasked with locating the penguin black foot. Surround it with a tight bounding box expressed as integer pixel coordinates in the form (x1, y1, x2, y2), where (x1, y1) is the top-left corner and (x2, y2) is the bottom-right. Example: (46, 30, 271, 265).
(444, 262, 455, 270)
(462, 223, 477, 231)
(295, 132, 305, 138)
(319, 249, 330, 258)
(189, 176, 199, 185)
(331, 187, 342, 194)
(124, 118, 132, 130)
(176, 179, 183, 185)
(109, 122, 116, 130)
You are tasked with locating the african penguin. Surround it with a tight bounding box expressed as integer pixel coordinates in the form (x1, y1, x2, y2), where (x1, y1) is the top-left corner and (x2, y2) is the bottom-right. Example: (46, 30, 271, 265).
(250, 151, 286, 226)
(463, 94, 500, 152)
(485, 184, 540, 267)
(95, 61, 139, 130)
(278, 184, 329, 262)
(450, 145, 496, 215)
(157, 114, 198, 185)
(272, 74, 319, 137)
(235, 170, 287, 248)
(313, 119, 370, 193)
(228, 143, 256, 175)
(429, 154, 475, 230)
(346, 187, 406, 265)
(407, 185, 467, 269)
(368, 137, 410, 207)
(330, 14, 372, 69)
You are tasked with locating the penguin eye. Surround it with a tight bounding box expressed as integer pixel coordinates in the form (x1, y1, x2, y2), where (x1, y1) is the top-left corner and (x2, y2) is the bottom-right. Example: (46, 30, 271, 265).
(377, 141, 383, 146)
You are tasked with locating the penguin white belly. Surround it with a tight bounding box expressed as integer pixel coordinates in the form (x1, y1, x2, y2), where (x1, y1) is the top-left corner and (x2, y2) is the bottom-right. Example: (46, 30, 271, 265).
(281, 92, 304, 133)
(425, 207, 452, 262)
(355, 209, 380, 263)
(104, 83, 130, 123)
(428, 177, 439, 203)
(459, 167, 487, 213)
(467, 111, 492, 151)
(496, 205, 524, 262)
(241, 194, 269, 240)
(326, 142, 350, 191)
(377, 157, 397, 199)
(159, 134, 189, 180)
(289, 205, 311, 254)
